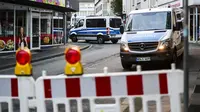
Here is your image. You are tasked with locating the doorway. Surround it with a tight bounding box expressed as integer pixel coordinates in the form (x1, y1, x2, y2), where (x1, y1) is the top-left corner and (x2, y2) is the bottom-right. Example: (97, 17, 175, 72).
(31, 11, 41, 49)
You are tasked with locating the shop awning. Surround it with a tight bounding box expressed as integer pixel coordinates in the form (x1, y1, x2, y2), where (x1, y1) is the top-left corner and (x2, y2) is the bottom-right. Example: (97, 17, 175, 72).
(0, 0, 78, 12)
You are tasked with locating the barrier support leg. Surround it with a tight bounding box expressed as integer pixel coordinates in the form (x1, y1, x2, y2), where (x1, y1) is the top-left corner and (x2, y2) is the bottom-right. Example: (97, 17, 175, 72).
(19, 77, 31, 112)
(156, 96, 162, 112)
(53, 102, 58, 112)
(8, 99, 13, 112)
(115, 97, 121, 112)
(129, 97, 135, 112)
(0, 102, 1, 112)
(142, 97, 148, 112)
(170, 94, 181, 112)
(90, 98, 95, 112)
(77, 99, 83, 112)
(65, 99, 70, 112)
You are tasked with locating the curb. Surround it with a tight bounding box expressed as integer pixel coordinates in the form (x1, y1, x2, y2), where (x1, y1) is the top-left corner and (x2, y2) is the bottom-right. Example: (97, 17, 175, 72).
(0, 44, 91, 71)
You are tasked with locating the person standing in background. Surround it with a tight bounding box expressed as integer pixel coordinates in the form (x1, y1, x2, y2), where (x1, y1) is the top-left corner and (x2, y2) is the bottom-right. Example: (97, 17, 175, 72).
(18, 27, 28, 48)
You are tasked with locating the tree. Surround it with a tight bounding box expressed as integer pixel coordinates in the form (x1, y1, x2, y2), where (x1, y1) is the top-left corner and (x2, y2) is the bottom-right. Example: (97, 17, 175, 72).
(111, 0, 122, 16)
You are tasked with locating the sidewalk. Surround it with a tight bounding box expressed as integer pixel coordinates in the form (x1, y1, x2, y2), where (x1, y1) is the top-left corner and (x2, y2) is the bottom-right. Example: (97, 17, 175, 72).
(0, 42, 91, 70)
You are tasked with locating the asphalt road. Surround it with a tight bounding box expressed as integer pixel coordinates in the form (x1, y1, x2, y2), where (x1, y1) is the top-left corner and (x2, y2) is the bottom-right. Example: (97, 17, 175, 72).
(0, 41, 185, 78)
(0, 41, 200, 111)
(0, 41, 120, 79)
(0, 40, 198, 94)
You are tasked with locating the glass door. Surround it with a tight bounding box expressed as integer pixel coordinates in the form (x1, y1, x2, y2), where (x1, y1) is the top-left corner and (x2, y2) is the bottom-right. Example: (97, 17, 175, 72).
(31, 12, 41, 49)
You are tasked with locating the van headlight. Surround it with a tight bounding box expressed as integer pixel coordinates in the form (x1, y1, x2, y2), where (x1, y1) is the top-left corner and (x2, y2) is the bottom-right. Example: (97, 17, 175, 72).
(120, 42, 129, 52)
(158, 38, 171, 50)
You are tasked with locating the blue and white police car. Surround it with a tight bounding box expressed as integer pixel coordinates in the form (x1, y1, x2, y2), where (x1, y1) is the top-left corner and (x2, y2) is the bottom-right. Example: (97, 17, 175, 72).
(120, 8, 184, 69)
(69, 16, 122, 44)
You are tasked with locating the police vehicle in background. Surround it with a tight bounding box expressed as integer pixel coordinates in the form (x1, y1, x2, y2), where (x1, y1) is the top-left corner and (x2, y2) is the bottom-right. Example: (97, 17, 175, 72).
(120, 8, 184, 69)
(69, 16, 122, 44)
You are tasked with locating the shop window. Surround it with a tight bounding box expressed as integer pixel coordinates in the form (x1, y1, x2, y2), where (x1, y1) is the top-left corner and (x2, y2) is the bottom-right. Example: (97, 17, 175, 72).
(15, 10, 28, 49)
(53, 15, 63, 44)
(41, 13, 52, 45)
(41, 19, 51, 35)
(0, 10, 14, 52)
(16, 10, 26, 37)
(54, 18, 63, 28)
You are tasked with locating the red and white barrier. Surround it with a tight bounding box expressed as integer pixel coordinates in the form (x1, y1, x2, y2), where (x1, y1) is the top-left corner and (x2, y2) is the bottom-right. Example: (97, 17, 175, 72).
(0, 75, 35, 112)
(0, 78, 18, 97)
(42, 73, 168, 98)
(35, 65, 183, 112)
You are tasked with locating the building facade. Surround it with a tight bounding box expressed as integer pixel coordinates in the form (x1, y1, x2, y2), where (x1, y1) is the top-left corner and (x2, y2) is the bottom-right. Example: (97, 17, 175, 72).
(95, 0, 115, 16)
(0, 0, 78, 53)
(122, 0, 200, 43)
(71, 0, 94, 17)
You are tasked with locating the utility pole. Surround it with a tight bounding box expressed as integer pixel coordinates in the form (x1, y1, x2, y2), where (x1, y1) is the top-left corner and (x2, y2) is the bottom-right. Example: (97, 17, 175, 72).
(63, 12, 67, 45)
(183, 0, 189, 111)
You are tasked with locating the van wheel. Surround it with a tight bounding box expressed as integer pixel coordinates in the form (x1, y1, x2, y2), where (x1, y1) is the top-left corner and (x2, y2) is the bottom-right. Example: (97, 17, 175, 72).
(97, 36, 104, 44)
(71, 35, 78, 42)
(111, 39, 118, 44)
(121, 60, 132, 70)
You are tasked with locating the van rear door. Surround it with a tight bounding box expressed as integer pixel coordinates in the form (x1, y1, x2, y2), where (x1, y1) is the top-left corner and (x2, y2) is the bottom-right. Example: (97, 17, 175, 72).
(109, 18, 122, 34)
(109, 18, 122, 38)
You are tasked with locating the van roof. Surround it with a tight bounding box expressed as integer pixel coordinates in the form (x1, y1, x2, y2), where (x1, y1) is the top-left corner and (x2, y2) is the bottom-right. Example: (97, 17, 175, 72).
(129, 8, 173, 15)
(85, 16, 121, 19)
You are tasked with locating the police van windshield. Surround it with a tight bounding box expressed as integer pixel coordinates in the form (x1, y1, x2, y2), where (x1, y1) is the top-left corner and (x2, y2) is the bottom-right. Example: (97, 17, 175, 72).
(125, 11, 171, 31)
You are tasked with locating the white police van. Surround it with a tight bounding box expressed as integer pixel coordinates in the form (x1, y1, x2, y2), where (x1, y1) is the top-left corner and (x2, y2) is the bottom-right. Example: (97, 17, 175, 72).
(120, 8, 184, 69)
(69, 16, 122, 44)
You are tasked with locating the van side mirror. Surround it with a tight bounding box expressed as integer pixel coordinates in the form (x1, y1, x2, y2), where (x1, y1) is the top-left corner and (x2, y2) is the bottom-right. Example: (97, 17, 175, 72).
(120, 25, 124, 34)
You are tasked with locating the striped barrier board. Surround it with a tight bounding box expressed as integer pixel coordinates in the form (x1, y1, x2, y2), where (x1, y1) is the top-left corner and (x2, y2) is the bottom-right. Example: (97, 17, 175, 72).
(42, 73, 168, 98)
(35, 68, 183, 112)
(0, 78, 18, 97)
(0, 75, 35, 112)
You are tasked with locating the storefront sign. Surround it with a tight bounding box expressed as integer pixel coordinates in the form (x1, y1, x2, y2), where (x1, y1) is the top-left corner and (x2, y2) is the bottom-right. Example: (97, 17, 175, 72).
(168, 1, 183, 8)
(159, 0, 183, 8)
(30, 0, 65, 7)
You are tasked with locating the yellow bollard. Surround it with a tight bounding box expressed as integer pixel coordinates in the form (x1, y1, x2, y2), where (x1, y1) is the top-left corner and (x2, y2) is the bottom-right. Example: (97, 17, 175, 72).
(64, 45, 83, 76)
(15, 46, 32, 76)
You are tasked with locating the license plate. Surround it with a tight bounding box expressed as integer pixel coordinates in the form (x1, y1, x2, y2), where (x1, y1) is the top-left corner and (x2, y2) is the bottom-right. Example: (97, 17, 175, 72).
(136, 57, 151, 61)
(112, 35, 116, 37)
(112, 35, 121, 38)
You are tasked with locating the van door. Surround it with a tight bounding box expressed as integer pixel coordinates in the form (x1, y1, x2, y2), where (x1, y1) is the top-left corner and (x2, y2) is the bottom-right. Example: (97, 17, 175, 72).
(172, 11, 183, 56)
(85, 18, 106, 40)
(75, 19, 85, 39)
(109, 18, 122, 36)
